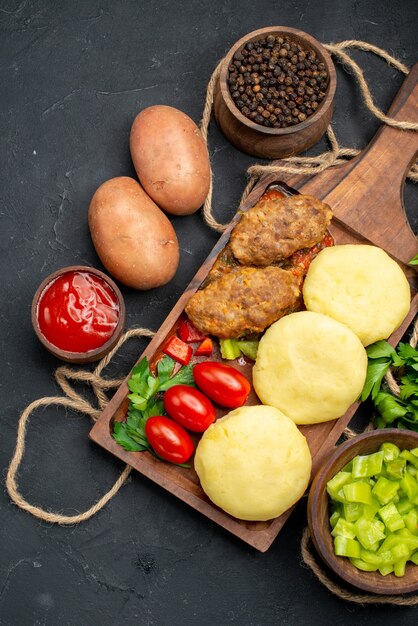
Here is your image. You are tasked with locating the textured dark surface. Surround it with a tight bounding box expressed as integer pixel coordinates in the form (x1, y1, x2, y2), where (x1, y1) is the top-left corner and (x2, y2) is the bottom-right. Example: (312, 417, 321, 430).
(0, 1, 417, 625)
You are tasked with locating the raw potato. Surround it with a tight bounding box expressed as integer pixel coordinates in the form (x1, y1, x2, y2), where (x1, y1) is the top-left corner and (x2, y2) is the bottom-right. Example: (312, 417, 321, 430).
(194, 405, 312, 521)
(253, 311, 367, 425)
(303, 245, 411, 346)
(130, 105, 210, 216)
(88, 177, 179, 289)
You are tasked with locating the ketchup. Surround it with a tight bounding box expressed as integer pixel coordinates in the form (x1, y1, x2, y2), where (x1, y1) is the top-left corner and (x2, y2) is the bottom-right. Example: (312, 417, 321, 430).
(288, 232, 334, 283)
(37, 271, 120, 353)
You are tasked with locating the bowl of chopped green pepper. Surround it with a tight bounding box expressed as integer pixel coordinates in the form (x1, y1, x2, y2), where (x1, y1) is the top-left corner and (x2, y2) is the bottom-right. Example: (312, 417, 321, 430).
(308, 429, 418, 594)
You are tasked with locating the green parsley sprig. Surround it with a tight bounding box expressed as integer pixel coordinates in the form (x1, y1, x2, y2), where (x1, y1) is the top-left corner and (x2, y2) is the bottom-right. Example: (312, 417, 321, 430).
(361, 340, 418, 431)
(112, 355, 194, 455)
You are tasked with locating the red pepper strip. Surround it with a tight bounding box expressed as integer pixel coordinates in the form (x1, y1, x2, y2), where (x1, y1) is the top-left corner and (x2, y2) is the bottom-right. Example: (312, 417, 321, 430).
(322, 233, 334, 248)
(194, 337, 213, 356)
(289, 231, 335, 280)
(163, 335, 193, 366)
(177, 318, 207, 343)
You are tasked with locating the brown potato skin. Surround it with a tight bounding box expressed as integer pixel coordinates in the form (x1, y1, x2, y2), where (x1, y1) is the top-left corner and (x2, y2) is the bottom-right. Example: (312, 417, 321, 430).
(130, 105, 210, 216)
(88, 177, 179, 290)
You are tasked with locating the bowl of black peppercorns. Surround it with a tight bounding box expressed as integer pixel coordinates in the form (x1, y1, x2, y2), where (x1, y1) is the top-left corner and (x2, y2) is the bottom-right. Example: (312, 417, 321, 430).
(213, 27, 336, 159)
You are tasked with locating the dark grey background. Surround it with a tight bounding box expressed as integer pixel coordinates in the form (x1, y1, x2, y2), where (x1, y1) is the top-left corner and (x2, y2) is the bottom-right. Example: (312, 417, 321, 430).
(1, 1, 417, 625)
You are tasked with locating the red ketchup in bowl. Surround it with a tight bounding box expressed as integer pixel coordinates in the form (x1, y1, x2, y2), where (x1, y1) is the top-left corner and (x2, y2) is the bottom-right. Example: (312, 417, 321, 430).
(37, 270, 120, 353)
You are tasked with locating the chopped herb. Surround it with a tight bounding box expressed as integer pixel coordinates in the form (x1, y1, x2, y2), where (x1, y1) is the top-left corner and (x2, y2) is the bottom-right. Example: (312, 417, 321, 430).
(113, 421, 147, 452)
(408, 254, 418, 266)
(112, 355, 194, 458)
(159, 361, 194, 392)
(360, 358, 392, 402)
(361, 340, 418, 431)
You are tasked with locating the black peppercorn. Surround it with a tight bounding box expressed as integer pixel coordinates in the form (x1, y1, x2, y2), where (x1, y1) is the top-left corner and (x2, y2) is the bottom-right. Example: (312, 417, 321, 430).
(227, 33, 328, 129)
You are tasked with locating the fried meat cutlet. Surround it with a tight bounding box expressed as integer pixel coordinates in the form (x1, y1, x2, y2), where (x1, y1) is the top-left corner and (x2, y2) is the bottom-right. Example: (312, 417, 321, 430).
(229, 194, 333, 266)
(185, 266, 300, 339)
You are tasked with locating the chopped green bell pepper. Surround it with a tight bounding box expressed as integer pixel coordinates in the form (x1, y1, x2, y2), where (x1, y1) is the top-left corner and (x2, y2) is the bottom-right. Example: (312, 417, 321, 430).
(352, 451, 384, 478)
(327, 443, 418, 578)
(378, 502, 405, 532)
(343, 502, 363, 522)
(403, 509, 418, 535)
(400, 449, 418, 470)
(380, 442, 400, 462)
(349, 557, 378, 572)
(343, 481, 372, 505)
(331, 518, 356, 539)
(372, 476, 400, 505)
(385, 458, 406, 480)
(354, 518, 386, 550)
(334, 536, 361, 558)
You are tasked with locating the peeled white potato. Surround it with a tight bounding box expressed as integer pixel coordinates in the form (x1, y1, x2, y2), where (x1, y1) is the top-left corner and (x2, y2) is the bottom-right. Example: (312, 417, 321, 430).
(252, 311, 367, 425)
(302, 244, 410, 346)
(194, 405, 311, 521)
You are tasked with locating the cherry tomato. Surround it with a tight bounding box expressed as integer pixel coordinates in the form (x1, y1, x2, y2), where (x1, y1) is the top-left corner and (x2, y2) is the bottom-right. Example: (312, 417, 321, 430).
(163, 385, 216, 432)
(193, 361, 251, 408)
(145, 416, 194, 464)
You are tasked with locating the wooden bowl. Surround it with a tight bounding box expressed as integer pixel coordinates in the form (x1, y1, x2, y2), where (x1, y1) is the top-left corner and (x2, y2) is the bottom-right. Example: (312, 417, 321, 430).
(214, 26, 336, 158)
(32, 266, 126, 364)
(308, 429, 418, 595)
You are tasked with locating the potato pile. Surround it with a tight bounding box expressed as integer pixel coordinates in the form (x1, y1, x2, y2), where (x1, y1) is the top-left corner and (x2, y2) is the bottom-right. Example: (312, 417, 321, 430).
(88, 106, 210, 289)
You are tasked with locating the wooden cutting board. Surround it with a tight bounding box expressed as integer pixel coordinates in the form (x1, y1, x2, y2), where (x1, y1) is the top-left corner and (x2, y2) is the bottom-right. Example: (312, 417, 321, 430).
(89, 63, 418, 553)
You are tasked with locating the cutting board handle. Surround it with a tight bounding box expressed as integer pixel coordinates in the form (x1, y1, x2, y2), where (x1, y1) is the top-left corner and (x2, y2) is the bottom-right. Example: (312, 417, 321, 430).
(327, 63, 418, 265)
(358, 62, 418, 186)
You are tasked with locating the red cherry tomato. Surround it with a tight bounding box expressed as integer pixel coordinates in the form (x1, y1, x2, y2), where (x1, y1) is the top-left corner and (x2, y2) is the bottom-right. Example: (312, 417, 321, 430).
(193, 362, 251, 408)
(145, 416, 194, 464)
(163, 385, 216, 433)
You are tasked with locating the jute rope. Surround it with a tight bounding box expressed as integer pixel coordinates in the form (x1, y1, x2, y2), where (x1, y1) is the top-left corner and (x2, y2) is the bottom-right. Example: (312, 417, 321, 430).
(200, 40, 418, 233)
(6, 328, 154, 524)
(301, 528, 418, 605)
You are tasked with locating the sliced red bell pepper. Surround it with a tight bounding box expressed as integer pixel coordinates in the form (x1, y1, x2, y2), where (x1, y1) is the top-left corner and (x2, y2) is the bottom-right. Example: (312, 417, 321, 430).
(163, 335, 193, 366)
(194, 337, 213, 356)
(177, 318, 207, 343)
